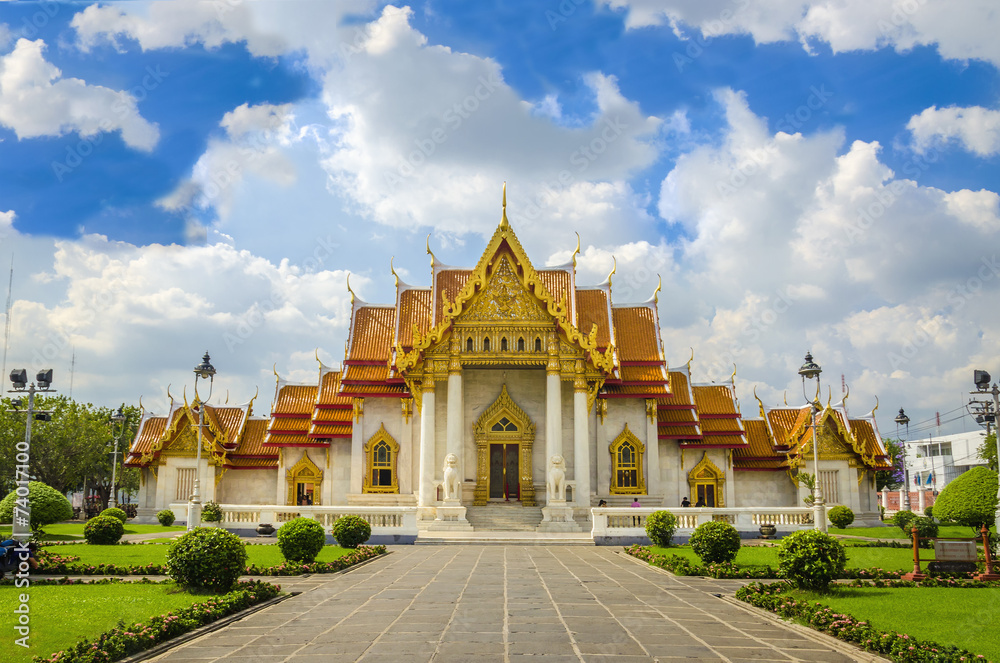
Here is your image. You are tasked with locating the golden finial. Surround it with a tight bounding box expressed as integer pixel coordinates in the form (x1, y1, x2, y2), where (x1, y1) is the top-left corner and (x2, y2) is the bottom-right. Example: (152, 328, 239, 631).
(572, 232, 581, 268)
(783, 390, 788, 406)
(390, 256, 399, 288)
(827, 386, 832, 406)
(224, 390, 229, 405)
(166, 384, 173, 402)
(346, 273, 355, 304)
(315, 348, 320, 364)
(686, 347, 694, 373)
(730, 363, 737, 383)
(870, 395, 879, 417)
(500, 181, 510, 230)
(842, 384, 850, 405)
(606, 256, 617, 286)
(138, 395, 145, 415)
(653, 274, 661, 304)
(425, 234, 436, 273)
(182, 384, 188, 407)
(272, 363, 280, 383)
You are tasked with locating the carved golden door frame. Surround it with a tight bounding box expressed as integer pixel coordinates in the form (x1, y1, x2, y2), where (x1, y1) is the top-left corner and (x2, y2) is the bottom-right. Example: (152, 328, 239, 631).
(687, 452, 725, 507)
(286, 452, 323, 506)
(473, 385, 536, 506)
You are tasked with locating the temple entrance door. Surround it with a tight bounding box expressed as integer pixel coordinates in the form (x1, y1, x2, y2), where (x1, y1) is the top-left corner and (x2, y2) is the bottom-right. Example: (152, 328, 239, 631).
(296, 482, 315, 506)
(488, 443, 520, 500)
(694, 483, 715, 507)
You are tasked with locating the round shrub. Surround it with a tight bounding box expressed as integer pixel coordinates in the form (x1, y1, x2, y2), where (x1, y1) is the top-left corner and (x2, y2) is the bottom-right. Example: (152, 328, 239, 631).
(923, 505, 934, 518)
(778, 529, 846, 591)
(688, 520, 741, 564)
(99, 507, 128, 524)
(827, 505, 854, 529)
(908, 516, 939, 548)
(0, 481, 73, 532)
(166, 527, 247, 591)
(931, 467, 998, 532)
(84, 515, 124, 545)
(201, 501, 223, 522)
(645, 510, 678, 547)
(892, 509, 917, 533)
(332, 515, 372, 549)
(157, 509, 176, 526)
(277, 517, 327, 561)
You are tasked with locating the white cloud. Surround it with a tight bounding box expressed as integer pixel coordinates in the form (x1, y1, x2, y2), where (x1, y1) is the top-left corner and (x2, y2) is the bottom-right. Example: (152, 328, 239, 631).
(908, 105, 1000, 157)
(600, 0, 1000, 67)
(0, 209, 14, 236)
(943, 189, 1000, 232)
(0, 38, 159, 150)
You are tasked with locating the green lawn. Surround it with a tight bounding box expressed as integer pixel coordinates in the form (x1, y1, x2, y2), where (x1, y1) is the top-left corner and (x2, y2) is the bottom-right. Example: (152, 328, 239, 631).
(0, 582, 207, 663)
(0, 522, 185, 541)
(44, 542, 355, 568)
(789, 586, 1000, 661)
(830, 523, 996, 540)
(649, 544, 917, 571)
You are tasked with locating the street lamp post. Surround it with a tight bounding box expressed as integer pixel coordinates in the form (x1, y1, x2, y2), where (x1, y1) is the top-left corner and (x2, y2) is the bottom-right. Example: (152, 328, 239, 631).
(109, 405, 127, 510)
(7, 369, 56, 541)
(798, 352, 826, 532)
(971, 370, 1000, 536)
(895, 408, 910, 512)
(187, 352, 216, 531)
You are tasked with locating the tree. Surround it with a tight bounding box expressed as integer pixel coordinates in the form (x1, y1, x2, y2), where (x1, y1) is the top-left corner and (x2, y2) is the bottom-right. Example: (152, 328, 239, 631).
(0, 481, 73, 533)
(931, 466, 998, 533)
(876, 438, 905, 492)
(978, 432, 997, 472)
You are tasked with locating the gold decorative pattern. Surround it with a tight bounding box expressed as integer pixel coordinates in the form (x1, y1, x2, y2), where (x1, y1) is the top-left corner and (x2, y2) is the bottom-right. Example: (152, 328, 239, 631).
(645, 399, 656, 423)
(460, 256, 550, 323)
(401, 397, 414, 423)
(363, 423, 400, 494)
(687, 452, 726, 507)
(352, 398, 364, 422)
(596, 398, 607, 424)
(285, 452, 323, 506)
(609, 424, 645, 494)
(473, 385, 536, 506)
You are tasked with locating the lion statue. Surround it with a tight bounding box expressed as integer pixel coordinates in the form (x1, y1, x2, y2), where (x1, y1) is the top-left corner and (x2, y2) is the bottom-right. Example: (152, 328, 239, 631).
(547, 455, 566, 502)
(442, 453, 461, 501)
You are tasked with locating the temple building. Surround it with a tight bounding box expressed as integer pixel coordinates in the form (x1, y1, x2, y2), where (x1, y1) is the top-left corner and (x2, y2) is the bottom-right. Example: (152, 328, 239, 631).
(126, 192, 892, 531)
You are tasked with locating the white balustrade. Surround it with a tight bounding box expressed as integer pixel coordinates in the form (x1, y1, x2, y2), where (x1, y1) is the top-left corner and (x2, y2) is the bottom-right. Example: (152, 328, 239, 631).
(206, 504, 419, 537)
(591, 506, 816, 540)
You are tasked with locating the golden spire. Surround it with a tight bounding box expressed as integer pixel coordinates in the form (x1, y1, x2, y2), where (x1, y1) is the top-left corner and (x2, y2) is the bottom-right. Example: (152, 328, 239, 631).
(425, 233, 436, 273)
(686, 347, 694, 373)
(224, 389, 229, 405)
(571, 232, 581, 268)
(652, 274, 661, 304)
(500, 181, 510, 230)
(730, 363, 737, 383)
(390, 256, 399, 288)
(606, 256, 617, 286)
(138, 395, 145, 415)
(166, 384, 173, 403)
(315, 348, 321, 364)
(272, 363, 280, 383)
(346, 273, 355, 304)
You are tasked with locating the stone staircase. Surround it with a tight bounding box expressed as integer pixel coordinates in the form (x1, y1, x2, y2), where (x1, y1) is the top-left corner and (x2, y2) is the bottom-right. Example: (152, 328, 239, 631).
(465, 503, 544, 532)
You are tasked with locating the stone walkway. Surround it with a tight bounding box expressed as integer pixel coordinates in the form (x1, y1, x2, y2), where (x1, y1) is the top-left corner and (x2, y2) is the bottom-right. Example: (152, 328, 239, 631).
(150, 546, 871, 663)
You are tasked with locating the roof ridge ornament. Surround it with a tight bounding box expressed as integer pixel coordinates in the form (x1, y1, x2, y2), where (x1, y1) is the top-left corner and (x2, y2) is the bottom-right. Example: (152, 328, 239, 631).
(652, 274, 661, 305)
(686, 347, 694, 373)
(346, 273, 355, 305)
(500, 181, 509, 230)
(606, 256, 616, 286)
(572, 232, 581, 268)
(390, 256, 399, 288)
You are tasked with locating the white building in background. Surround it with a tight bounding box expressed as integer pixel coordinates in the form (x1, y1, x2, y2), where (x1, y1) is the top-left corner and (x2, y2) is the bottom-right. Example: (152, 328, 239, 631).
(904, 430, 989, 493)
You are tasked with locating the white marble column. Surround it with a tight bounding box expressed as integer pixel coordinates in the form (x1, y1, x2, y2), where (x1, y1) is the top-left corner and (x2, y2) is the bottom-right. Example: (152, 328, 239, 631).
(446, 365, 463, 486)
(573, 370, 590, 507)
(418, 376, 437, 511)
(545, 335, 563, 503)
(349, 399, 364, 495)
(644, 399, 661, 504)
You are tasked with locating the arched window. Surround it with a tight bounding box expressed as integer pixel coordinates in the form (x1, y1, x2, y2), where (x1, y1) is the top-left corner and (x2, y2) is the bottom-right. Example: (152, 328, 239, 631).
(501, 337, 508, 351)
(609, 424, 645, 494)
(491, 416, 518, 432)
(483, 337, 490, 351)
(363, 424, 400, 493)
(534, 337, 542, 352)
(467, 337, 474, 352)
(517, 337, 525, 351)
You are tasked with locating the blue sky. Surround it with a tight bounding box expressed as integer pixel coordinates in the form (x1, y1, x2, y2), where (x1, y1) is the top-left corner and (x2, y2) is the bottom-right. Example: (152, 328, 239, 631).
(1, 0, 999, 443)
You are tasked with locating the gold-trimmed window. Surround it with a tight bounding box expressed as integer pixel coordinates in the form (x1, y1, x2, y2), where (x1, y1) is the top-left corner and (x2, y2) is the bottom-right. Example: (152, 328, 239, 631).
(687, 452, 725, 507)
(286, 452, 323, 506)
(609, 424, 645, 494)
(176, 468, 195, 501)
(363, 423, 399, 493)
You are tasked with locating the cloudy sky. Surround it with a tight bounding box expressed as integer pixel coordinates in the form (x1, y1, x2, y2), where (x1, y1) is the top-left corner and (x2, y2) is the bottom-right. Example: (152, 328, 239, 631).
(1, 0, 998, 442)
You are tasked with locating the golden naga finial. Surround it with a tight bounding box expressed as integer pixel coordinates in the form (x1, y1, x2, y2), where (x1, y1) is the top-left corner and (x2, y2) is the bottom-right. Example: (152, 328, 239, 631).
(827, 386, 833, 407)
(842, 384, 850, 405)
(224, 389, 229, 405)
(606, 256, 617, 286)
(870, 395, 879, 417)
(652, 274, 662, 304)
(272, 363, 280, 383)
(572, 232, 581, 268)
(390, 256, 399, 288)
(730, 363, 737, 383)
(166, 384, 173, 403)
(138, 395, 145, 415)
(500, 181, 510, 230)
(182, 384, 189, 407)
(783, 390, 788, 406)
(425, 233, 436, 273)
(686, 347, 694, 373)
(314, 348, 321, 364)
(346, 273, 355, 304)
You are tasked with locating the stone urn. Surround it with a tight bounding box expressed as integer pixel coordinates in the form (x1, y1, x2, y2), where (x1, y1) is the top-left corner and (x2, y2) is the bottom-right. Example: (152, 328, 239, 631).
(759, 523, 777, 539)
(256, 523, 276, 537)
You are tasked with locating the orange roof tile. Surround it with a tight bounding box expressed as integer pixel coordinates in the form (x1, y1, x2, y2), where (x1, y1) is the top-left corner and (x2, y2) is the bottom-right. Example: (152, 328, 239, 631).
(576, 289, 611, 347)
(667, 371, 693, 406)
(659, 425, 701, 438)
(398, 288, 432, 348)
(612, 306, 662, 363)
(268, 417, 311, 433)
(737, 420, 778, 458)
(273, 385, 316, 415)
(232, 419, 271, 457)
(850, 419, 886, 458)
(317, 371, 350, 407)
(692, 386, 739, 415)
(205, 404, 248, 443)
(308, 424, 353, 438)
(688, 434, 746, 447)
(766, 407, 811, 445)
(435, 270, 470, 323)
(128, 415, 166, 456)
(226, 457, 279, 469)
(312, 408, 353, 424)
(700, 418, 743, 433)
(538, 269, 572, 316)
(658, 408, 698, 424)
(339, 383, 407, 395)
(343, 364, 389, 382)
(602, 383, 670, 396)
(349, 306, 396, 361)
(621, 365, 668, 382)
(264, 433, 311, 446)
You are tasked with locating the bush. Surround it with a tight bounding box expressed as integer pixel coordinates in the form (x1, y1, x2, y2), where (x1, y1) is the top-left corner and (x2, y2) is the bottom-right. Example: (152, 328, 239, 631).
(277, 517, 327, 561)
(931, 467, 999, 532)
(166, 527, 247, 591)
(777, 529, 846, 591)
(891, 510, 916, 533)
(0, 481, 73, 533)
(332, 515, 372, 549)
(157, 509, 176, 527)
(923, 505, 934, 518)
(908, 516, 939, 548)
(688, 520, 740, 564)
(201, 501, 223, 522)
(99, 507, 128, 524)
(645, 510, 678, 547)
(827, 505, 854, 529)
(84, 515, 125, 545)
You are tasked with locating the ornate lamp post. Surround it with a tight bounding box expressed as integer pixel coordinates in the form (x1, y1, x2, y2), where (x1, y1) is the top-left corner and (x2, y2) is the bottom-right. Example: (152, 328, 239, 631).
(894, 408, 910, 512)
(109, 405, 127, 510)
(798, 352, 826, 532)
(7, 369, 56, 541)
(187, 352, 216, 531)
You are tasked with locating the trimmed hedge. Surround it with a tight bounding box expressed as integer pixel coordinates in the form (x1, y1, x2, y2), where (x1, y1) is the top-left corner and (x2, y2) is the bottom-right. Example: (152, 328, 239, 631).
(931, 466, 999, 531)
(277, 517, 326, 562)
(99, 507, 128, 524)
(332, 515, 372, 549)
(688, 520, 740, 564)
(777, 529, 846, 591)
(645, 510, 678, 547)
(84, 515, 125, 545)
(201, 501, 223, 522)
(157, 509, 176, 526)
(166, 527, 247, 591)
(891, 510, 917, 533)
(827, 505, 854, 529)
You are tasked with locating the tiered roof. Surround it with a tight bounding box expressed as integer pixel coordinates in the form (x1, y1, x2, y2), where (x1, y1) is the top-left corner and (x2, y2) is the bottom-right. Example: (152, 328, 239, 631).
(264, 361, 354, 447)
(653, 360, 747, 449)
